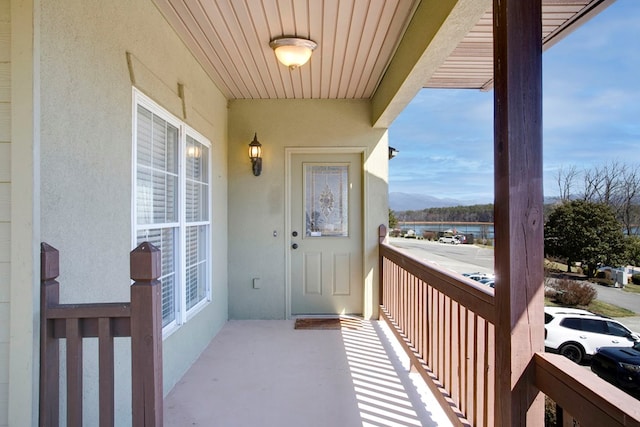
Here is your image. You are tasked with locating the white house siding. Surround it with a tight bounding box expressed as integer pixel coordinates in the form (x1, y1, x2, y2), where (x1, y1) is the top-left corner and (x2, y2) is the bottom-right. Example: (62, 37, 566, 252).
(38, 0, 228, 425)
(228, 100, 390, 320)
(0, 0, 9, 424)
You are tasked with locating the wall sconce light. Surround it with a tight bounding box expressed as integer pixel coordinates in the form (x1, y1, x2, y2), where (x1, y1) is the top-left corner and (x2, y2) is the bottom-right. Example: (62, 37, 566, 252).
(248, 133, 262, 176)
(269, 37, 317, 69)
(389, 146, 399, 160)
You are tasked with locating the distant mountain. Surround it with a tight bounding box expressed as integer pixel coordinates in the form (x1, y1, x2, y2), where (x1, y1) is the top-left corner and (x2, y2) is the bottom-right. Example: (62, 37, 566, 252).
(389, 192, 476, 211)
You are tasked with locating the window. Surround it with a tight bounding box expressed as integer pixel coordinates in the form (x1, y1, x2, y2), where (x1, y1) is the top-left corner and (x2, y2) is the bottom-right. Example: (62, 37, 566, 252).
(581, 319, 606, 334)
(133, 89, 211, 333)
(606, 321, 631, 337)
(304, 163, 349, 237)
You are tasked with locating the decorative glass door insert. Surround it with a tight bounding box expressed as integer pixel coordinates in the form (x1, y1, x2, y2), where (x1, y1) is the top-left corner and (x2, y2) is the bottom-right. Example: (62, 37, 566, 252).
(303, 163, 349, 237)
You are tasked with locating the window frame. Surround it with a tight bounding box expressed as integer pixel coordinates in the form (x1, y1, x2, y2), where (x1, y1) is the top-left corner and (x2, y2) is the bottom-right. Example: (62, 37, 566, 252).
(132, 88, 212, 337)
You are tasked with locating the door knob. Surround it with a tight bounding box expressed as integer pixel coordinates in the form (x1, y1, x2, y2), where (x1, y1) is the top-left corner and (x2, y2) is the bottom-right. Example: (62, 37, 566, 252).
(292, 243, 299, 249)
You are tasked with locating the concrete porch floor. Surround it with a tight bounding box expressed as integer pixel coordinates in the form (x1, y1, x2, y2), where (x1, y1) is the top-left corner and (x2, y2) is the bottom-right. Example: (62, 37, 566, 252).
(164, 319, 453, 427)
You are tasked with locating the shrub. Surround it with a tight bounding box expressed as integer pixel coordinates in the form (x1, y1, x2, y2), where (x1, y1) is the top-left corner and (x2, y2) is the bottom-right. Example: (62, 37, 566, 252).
(389, 229, 402, 238)
(422, 231, 436, 241)
(589, 277, 614, 287)
(545, 396, 557, 426)
(632, 274, 640, 285)
(553, 279, 597, 306)
(595, 270, 612, 280)
(544, 286, 558, 299)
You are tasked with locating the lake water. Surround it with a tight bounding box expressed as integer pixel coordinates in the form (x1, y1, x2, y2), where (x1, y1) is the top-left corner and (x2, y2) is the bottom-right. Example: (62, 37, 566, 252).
(397, 222, 495, 240)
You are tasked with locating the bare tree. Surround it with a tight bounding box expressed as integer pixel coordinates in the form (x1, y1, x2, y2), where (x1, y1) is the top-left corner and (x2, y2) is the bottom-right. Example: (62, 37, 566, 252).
(558, 160, 640, 236)
(619, 167, 640, 235)
(581, 161, 625, 205)
(582, 166, 604, 202)
(555, 165, 578, 201)
(598, 161, 624, 206)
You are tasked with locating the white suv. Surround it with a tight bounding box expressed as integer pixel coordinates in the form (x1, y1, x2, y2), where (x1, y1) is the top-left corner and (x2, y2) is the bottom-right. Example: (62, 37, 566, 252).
(438, 235, 459, 244)
(544, 307, 639, 364)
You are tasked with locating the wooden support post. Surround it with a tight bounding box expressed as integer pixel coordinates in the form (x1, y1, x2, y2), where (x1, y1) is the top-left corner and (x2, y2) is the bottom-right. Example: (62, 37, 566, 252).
(40, 243, 60, 427)
(130, 242, 163, 427)
(493, 0, 545, 425)
(379, 224, 387, 307)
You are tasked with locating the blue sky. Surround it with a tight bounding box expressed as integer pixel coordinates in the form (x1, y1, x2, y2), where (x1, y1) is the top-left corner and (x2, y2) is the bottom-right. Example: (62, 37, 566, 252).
(388, 0, 640, 204)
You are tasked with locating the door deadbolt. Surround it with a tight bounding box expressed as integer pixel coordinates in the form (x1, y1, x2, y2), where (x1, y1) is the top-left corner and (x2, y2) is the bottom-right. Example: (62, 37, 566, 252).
(292, 231, 298, 237)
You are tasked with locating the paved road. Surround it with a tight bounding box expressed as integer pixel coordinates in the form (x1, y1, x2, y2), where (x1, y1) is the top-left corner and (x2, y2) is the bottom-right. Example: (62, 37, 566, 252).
(388, 237, 640, 330)
(388, 237, 494, 276)
(592, 284, 640, 313)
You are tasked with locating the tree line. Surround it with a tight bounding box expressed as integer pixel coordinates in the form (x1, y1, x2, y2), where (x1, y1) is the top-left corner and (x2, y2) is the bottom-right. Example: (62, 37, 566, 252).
(393, 161, 640, 235)
(393, 204, 494, 223)
(391, 161, 640, 275)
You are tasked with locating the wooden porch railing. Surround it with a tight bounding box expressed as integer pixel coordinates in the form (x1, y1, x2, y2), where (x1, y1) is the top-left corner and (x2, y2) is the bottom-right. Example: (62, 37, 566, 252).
(39, 242, 163, 427)
(534, 353, 640, 427)
(378, 225, 494, 426)
(378, 224, 640, 426)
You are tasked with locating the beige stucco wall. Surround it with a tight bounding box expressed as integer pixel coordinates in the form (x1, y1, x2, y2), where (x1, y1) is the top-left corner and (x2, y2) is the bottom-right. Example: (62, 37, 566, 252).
(9, 0, 41, 425)
(35, 0, 228, 424)
(0, 1, 9, 424)
(228, 99, 389, 320)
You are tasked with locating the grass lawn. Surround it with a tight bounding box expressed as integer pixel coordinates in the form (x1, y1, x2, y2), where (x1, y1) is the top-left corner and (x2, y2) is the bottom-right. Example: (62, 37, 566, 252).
(545, 297, 636, 317)
(544, 259, 573, 273)
(624, 282, 640, 294)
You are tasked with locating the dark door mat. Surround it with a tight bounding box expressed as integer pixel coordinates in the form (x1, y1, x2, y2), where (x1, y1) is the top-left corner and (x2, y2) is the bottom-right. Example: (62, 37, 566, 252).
(294, 318, 362, 330)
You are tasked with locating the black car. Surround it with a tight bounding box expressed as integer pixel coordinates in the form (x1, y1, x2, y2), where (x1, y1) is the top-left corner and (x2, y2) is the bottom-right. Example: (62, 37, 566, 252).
(591, 341, 640, 392)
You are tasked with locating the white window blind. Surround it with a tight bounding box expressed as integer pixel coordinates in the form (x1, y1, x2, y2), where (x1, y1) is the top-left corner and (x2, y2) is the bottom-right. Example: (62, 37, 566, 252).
(133, 89, 211, 332)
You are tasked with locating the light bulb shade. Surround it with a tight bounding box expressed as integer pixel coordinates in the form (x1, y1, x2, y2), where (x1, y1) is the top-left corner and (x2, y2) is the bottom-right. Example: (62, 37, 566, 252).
(249, 145, 261, 159)
(270, 37, 317, 69)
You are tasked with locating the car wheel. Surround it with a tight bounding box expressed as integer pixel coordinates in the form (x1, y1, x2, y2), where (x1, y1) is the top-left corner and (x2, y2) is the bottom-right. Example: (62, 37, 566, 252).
(559, 343, 584, 364)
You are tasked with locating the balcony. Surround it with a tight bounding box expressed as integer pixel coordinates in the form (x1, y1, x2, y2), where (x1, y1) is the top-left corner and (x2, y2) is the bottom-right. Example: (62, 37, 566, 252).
(162, 228, 640, 426)
(38, 234, 640, 426)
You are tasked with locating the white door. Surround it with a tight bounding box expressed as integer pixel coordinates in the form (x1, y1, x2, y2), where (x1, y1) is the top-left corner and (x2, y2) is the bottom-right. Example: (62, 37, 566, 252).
(290, 152, 363, 315)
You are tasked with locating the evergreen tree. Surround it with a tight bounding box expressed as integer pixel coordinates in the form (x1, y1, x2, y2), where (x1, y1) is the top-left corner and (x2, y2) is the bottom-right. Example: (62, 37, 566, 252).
(544, 200, 626, 277)
(389, 209, 398, 229)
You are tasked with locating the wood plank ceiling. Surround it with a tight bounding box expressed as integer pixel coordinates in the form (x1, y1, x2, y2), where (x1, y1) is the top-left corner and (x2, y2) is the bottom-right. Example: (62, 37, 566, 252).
(428, 0, 615, 90)
(152, 0, 613, 100)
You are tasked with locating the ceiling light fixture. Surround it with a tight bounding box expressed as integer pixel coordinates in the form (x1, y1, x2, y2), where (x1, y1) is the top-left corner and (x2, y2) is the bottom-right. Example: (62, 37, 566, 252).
(269, 37, 317, 70)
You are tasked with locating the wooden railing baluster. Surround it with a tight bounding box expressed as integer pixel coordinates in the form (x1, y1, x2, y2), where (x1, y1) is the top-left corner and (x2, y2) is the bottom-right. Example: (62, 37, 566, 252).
(66, 318, 83, 427)
(98, 317, 115, 427)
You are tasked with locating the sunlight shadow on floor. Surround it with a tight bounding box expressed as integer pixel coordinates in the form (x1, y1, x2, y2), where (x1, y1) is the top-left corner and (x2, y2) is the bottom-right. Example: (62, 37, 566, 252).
(342, 321, 452, 427)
